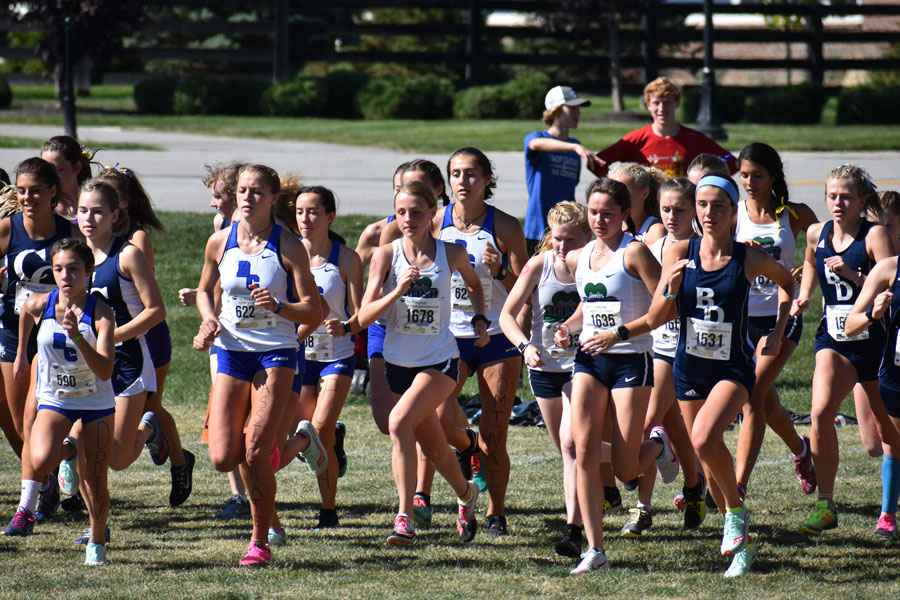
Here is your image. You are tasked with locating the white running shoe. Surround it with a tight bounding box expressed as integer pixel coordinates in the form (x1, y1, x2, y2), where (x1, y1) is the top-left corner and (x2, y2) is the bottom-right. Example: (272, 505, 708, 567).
(296, 420, 328, 475)
(724, 542, 757, 577)
(58, 436, 79, 496)
(650, 426, 679, 484)
(570, 547, 610, 575)
(721, 507, 750, 556)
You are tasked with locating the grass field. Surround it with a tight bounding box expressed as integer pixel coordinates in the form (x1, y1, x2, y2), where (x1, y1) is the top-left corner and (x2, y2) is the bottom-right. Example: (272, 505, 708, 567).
(2, 85, 898, 154)
(0, 212, 892, 600)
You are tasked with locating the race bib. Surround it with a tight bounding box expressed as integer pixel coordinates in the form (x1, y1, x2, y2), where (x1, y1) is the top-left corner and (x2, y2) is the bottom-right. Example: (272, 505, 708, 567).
(686, 318, 733, 361)
(654, 318, 680, 348)
(451, 275, 492, 312)
(15, 281, 56, 315)
(396, 296, 441, 335)
(541, 323, 577, 358)
(826, 305, 868, 342)
(304, 331, 334, 361)
(582, 301, 622, 337)
(231, 296, 276, 330)
(752, 273, 777, 298)
(52, 364, 98, 399)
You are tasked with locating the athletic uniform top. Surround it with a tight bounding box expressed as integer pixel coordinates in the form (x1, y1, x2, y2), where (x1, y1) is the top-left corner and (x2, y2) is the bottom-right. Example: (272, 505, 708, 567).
(305, 239, 354, 362)
(438, 203, 508, 338)
(529, 250, 579, 373)
(674, 238, 754, 371)
(382, 238, 458, 368)
(575, 236, 651, 354)
(649, 236, 680, 358)
(635, 216, 660, 242)
(216, 222, 299, 351)
(735, 200, 795, 317)
(35, 290, 114, 410)
(2, 213, 72, 331)
(815, 219, 884, 349)
(89, 238, 146, 334)
(879, 259, 900, 390)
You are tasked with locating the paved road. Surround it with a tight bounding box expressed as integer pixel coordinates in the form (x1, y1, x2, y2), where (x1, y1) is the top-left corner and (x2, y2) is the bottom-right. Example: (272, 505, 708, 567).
(1, 124, 898, 222)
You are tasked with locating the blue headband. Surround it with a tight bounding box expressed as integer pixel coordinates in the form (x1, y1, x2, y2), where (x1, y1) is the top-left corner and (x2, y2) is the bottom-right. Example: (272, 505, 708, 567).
(697, 175, 739, 205)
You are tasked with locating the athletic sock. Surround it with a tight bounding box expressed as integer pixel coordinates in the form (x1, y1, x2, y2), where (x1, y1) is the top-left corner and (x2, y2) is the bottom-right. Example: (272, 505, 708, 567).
(726, 506, 743, 515)
(881, 456, 900, 514)
(792, 435, 809, 459)
(19, 479, 41, 513)
(637, 502, 652, 512)
(415, 492, 431, 505)
(459, 483, 474, 504)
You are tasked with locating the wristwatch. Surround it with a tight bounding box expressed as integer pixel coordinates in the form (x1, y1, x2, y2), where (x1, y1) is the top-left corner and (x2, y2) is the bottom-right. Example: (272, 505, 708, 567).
(614, 325, 629, 341)
(471, 313, 491, 329)
(494, 264, 509, 281)
(341, 320, 352, 335)
(273, 298, 284, 314)
(516, 340, 530, 354)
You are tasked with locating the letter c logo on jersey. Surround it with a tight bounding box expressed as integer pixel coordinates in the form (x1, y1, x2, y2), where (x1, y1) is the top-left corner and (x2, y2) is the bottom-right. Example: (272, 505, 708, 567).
(696, 287, 724, 322)
(236, 260, 260, 290)
(824, 266, 852, 302)
(15, 249, 52, 283)
(53, 333, 78, 362)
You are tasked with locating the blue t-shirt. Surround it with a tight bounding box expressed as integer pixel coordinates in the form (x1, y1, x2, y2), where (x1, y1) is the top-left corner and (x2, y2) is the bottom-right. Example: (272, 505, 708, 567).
(523, 130, 582, 241)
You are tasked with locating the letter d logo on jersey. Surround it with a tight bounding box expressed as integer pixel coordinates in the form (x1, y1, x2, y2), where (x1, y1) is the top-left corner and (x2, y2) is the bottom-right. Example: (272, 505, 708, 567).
(696, 287, 723, 322)
(237, 260, 260, 290)
(53, 333, 77, 362)
(824, 266, 852, 302)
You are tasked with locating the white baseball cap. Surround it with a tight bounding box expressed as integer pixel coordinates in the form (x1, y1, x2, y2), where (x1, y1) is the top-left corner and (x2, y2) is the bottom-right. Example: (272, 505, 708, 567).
(544, 86, 590, 110)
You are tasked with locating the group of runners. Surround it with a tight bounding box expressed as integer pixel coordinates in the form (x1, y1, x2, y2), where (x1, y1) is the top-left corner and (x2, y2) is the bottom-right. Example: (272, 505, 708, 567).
(0, 77, 898, 579)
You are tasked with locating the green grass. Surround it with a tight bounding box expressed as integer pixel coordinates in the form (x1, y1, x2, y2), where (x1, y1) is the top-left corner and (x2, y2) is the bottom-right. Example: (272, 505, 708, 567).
(3, 85, 900, 154)
(0, 213, 889, 600)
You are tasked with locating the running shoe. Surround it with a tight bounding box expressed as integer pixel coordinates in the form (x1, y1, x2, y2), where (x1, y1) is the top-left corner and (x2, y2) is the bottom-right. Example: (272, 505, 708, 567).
(270, 443, 281, 472)
(623, 477, 639, 491)
(297, 420, 328, 475)
(721, 507, 750, 556)
(35, 474, 60, 521)
(621, 507, 652, 538)
(471, 453, 487, 492)
(85, 542, 107, 566)
(239, 542, 271, 566)
(413, 493, 432, 525)
(876, 513, 897, 538)
(2, 508, 35, 536)
(216, 494, 251, 520)
(335, 421, 347, 478)
(59, 436, 79, 496)
(455, 428, 479, 481)
(457, 483, 479, 542)
(724, 542, 757, 578)
(169, 449, 195, 507)
(141, 411, 170, 466)
(603, 489, 623, 518)
(674, 493, 686, 511)
(570, 547, 610, 575)
(485, 514, 508, 538)
(387, 514, 416, 546)
(555, 523, 582, 558)
(74, 525, 111, 545)
(683, 475, 707, 531)
(268, 527, 286, 546)
(792, 435, 817, 495)
(61, 491, 86, 513)
(314, 510, 340, 530)
(650, 426, 679, 484)
(799, 500, 838, 535)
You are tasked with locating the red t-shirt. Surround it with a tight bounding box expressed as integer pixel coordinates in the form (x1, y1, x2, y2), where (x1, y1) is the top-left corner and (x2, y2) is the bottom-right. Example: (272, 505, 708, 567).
(593, 124, 737, 178)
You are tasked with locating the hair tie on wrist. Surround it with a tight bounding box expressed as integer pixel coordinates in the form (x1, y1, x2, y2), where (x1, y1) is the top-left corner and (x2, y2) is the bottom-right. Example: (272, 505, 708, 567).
(72, 333, 83, 343)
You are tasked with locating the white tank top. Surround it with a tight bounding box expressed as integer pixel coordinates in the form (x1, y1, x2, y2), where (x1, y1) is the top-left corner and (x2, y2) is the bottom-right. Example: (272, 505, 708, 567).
(305, 240, 354, 362)
(575, 236, 652, 354)
(216, 223, 299, 351)
(438, 204, 507, 338)
(35, 291, 115, 410)
(649, 236, 680, 357)
(383, 238, 459, 367)
(735, 200, 795, 317)
(635, 216, 659, 242)
(529, 250, 579, 373)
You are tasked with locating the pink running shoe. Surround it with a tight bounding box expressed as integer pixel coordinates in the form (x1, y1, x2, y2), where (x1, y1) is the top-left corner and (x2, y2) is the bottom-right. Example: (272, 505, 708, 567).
(876, 513, 897, 538)
(270, 443, 281, 472)
(387, 514, 416, 546)
(239, 542, 271, 566)
(792, 435, 817, 495)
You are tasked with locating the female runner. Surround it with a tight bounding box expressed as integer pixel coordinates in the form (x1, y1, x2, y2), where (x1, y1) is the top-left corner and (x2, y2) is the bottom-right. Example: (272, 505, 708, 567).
(733, 142, 818, 497)
(498, 201, 591, 556)
(4, 238, 115, 565)
(40, 135, 96, 220)
(96, 166, 193, 506)
(846, 252, 900, 537)
(791, 164, 900, 535)
(555, 177, 678, 574)
(608, 162, 666, 244)
(648, 174, 795, 577)
(294, 185, 363, 529)
(0, 158, 79, 521)
(358, 180, 484, 545)
(629, 177, 705, 536)
(435, 147, 529, 536)
(194, 164, 324, 566)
